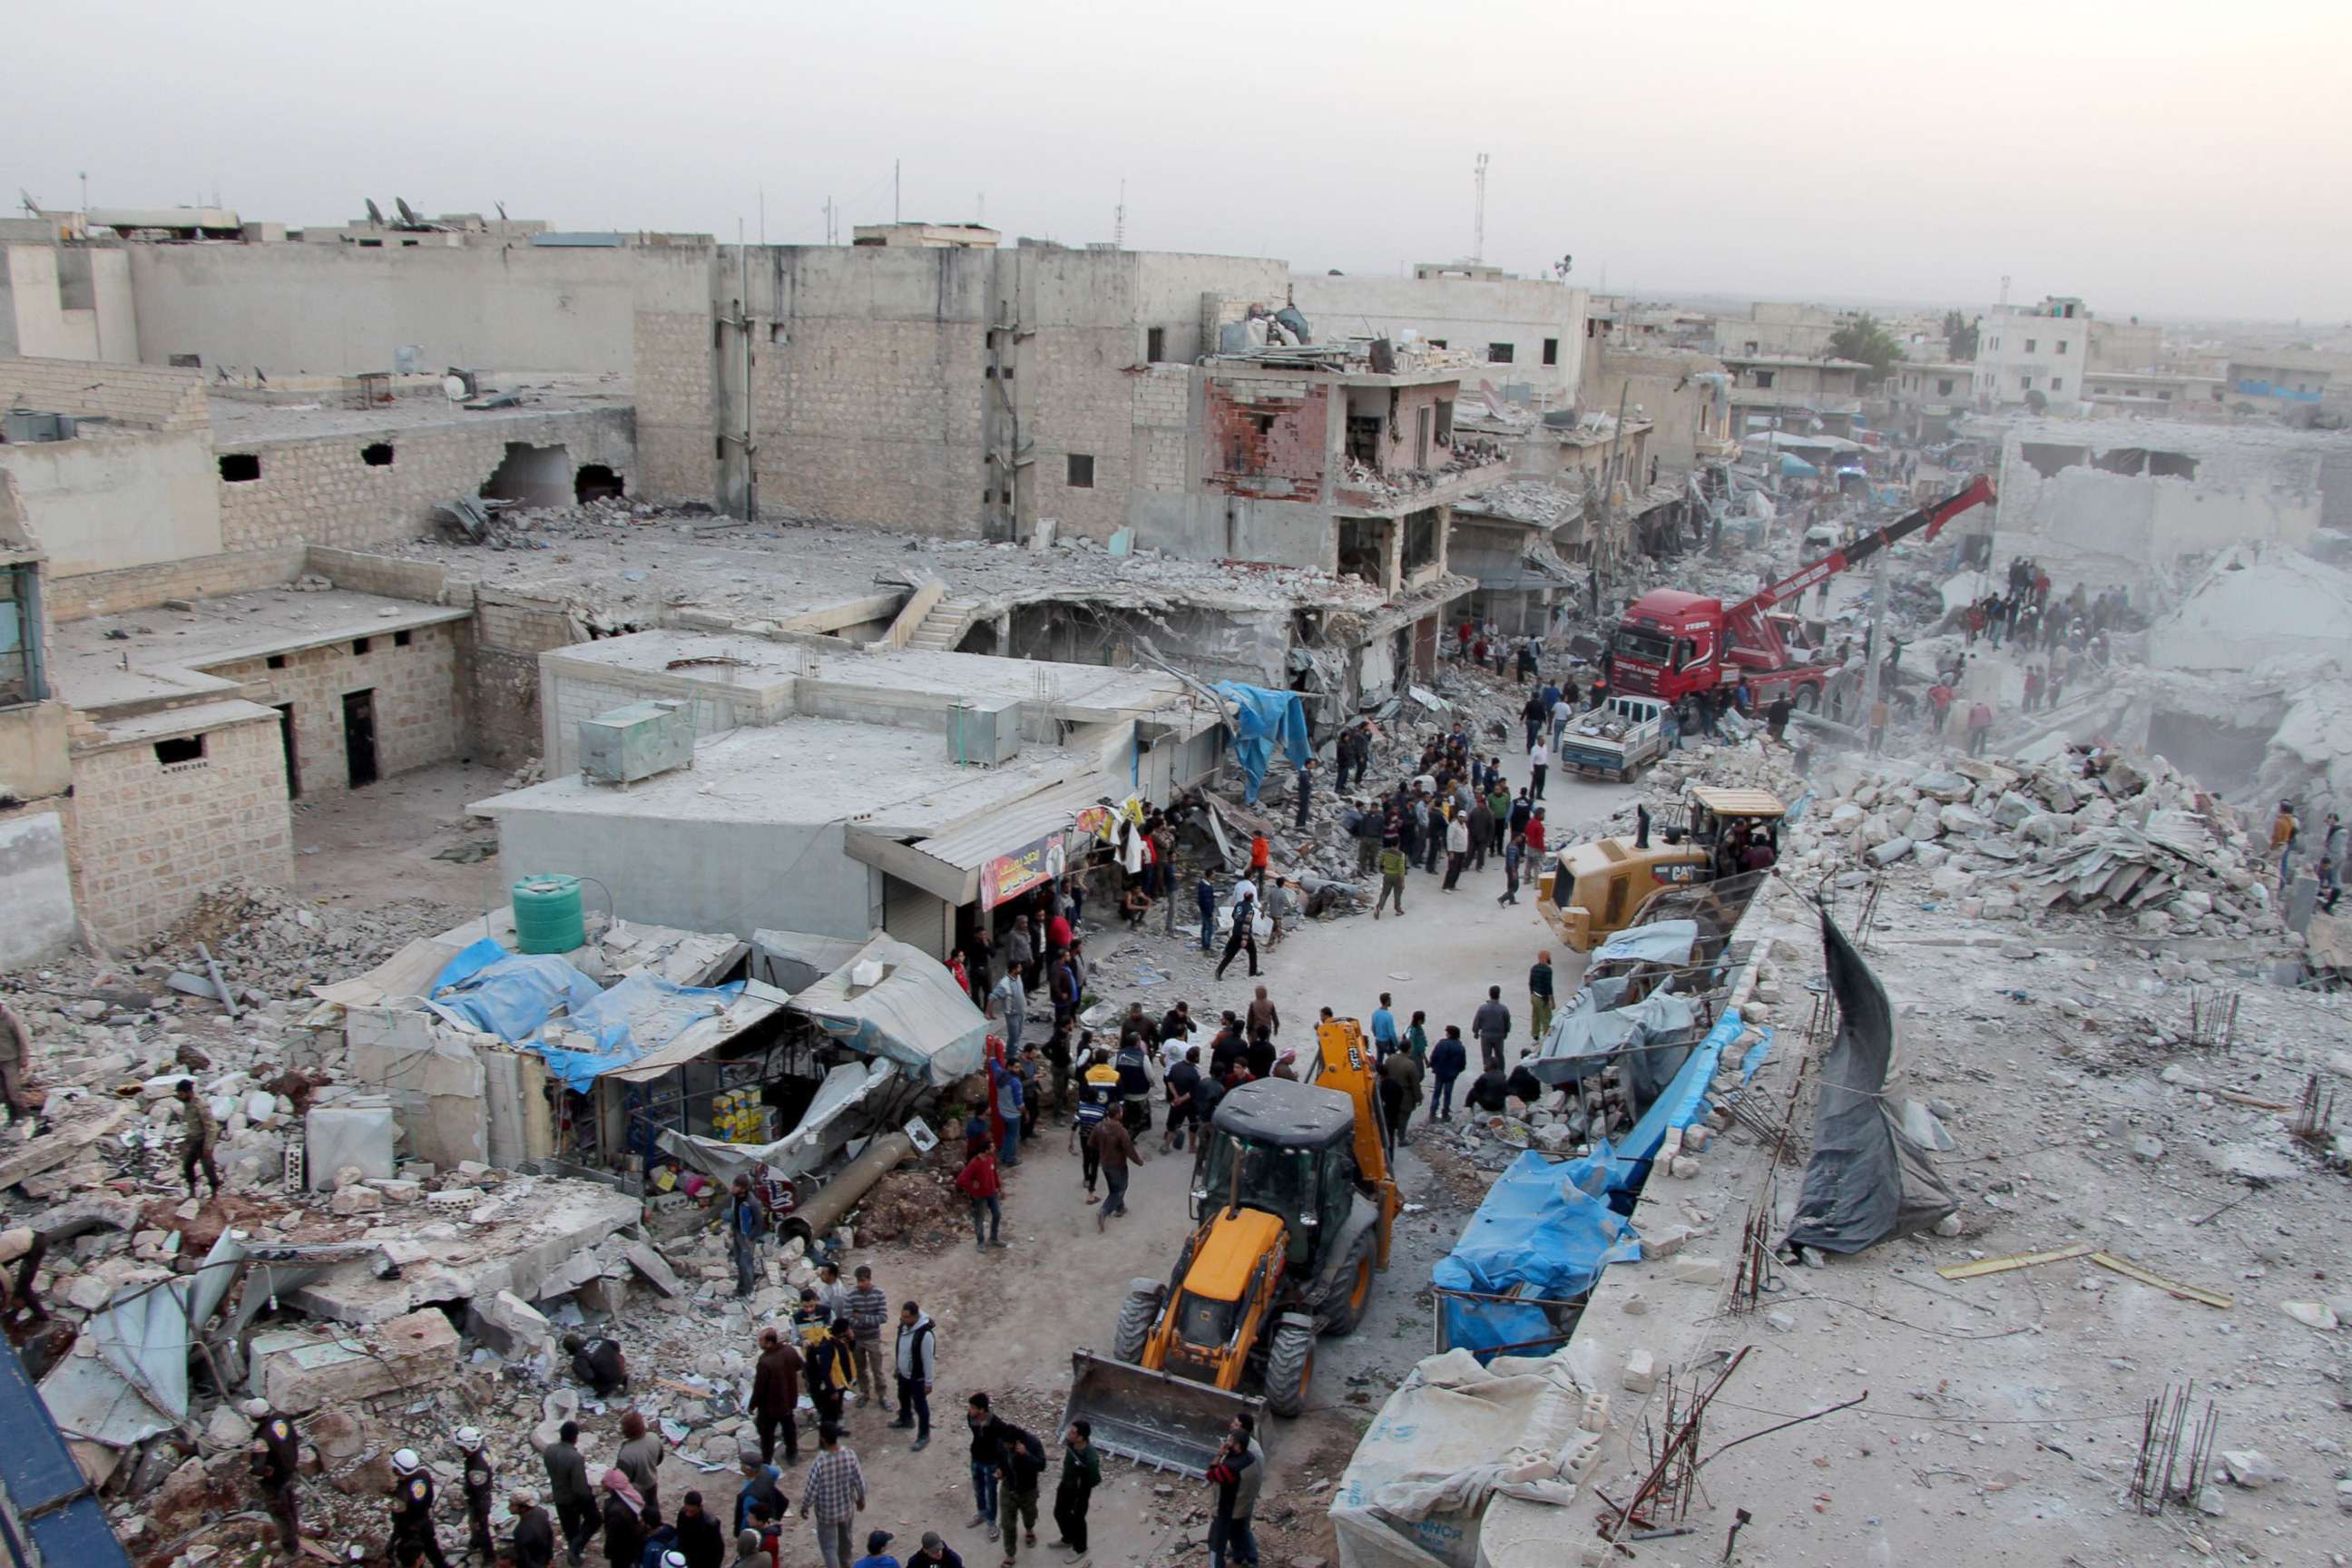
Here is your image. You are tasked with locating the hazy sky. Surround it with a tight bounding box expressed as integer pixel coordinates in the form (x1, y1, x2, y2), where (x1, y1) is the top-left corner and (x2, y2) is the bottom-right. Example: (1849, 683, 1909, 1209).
(11, 0, 2348, 322)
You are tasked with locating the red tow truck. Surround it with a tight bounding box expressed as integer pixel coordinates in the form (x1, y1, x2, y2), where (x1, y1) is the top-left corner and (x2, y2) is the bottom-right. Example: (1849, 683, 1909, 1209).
(1607, 475, 1994, 711)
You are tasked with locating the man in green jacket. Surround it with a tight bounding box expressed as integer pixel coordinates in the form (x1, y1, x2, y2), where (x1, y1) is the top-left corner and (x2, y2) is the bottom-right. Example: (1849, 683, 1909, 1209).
(1051, 1421, 1101, 1557)
(1373, 846, 1408, 919)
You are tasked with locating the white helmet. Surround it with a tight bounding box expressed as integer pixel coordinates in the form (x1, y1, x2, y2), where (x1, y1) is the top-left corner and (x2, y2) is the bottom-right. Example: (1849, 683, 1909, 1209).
(455, 1426, 483, 1449)
(662, 1554, 687, 1568)
(392, 1447, 422, 1473)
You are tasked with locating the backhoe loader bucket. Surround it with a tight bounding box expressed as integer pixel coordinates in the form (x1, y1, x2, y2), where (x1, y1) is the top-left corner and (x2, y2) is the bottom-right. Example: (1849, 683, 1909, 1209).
(1061, 1350, 1269, 1478)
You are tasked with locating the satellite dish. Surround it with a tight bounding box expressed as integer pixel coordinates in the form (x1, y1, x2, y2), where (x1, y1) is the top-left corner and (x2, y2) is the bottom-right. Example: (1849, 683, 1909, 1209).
(395, 197, 421, 227)
(444, 375, 468, 402)
(365, 198, 387, 227)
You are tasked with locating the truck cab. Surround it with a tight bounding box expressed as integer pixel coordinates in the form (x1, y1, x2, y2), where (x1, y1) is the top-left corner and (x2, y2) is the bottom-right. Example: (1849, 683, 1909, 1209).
(1610, 590, 1722, 703)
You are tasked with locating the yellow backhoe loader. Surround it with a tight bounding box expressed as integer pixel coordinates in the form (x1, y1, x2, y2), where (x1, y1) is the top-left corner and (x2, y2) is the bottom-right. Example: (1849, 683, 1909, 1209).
(1061, 1017, 1400, 1475)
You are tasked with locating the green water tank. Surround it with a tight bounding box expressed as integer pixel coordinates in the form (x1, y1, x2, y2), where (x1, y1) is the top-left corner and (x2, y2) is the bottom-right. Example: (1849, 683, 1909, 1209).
(512, 874, 587, 954)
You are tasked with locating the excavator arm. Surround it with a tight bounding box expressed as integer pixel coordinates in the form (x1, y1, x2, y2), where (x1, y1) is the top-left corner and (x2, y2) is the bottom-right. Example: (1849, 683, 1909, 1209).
(1730, 474, 1995, 623)
(1310, 1018, 1402, 1268)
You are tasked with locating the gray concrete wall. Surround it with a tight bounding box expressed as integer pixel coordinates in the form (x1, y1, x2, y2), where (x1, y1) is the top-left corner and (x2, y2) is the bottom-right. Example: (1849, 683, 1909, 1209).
(0, 427, 223, 576)
(0, 808, 79, 966)
(493, 807, 877, 942)
(125, 240, 711, 378)
(1286, 274, 1590, 402)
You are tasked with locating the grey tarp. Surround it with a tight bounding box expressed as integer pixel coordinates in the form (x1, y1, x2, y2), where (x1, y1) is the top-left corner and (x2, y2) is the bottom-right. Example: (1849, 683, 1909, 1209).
(1782, 911, 1957, 1253)
(39, 1232, 244, 1447)
(1586, 919, 1700, 967)
(752, 930, 873, 994)
(787, 936, 990, 1085)
(1527, 988, 1699, 1088)
(659, 1058, 896, 1183)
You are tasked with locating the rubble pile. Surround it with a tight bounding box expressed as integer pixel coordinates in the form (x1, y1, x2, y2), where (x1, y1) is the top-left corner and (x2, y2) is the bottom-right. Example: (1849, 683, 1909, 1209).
(1785, 743, 2307, 956)
(142, 877, 468, 1001)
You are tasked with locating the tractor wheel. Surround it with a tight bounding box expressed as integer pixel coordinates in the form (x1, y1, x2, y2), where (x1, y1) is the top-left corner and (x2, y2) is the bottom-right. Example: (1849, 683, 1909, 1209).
(1795, 683, 1821, 712)
(1319, 1234, 1378, 1337)
(1111, 1282, 1164, 1364)
(1264, 1321, 1315, 1418)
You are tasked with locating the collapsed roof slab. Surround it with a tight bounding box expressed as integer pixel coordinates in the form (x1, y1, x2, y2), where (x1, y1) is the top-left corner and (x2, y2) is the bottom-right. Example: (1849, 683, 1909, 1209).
(284, 1176, 642, 1326)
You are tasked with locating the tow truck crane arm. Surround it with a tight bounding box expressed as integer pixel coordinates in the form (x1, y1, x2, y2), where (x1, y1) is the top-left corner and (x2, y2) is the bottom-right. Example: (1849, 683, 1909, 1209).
(1729, 474, 1996, 622)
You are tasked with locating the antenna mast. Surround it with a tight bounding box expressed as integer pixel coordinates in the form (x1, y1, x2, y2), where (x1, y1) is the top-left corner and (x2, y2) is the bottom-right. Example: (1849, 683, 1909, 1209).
(1472, 152, 1489, 264)
(1114, 179, 1126, 250)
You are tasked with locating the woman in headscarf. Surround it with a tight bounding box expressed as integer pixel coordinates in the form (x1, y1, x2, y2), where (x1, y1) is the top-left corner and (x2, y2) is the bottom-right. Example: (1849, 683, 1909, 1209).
(600, 1470, 645, 1568)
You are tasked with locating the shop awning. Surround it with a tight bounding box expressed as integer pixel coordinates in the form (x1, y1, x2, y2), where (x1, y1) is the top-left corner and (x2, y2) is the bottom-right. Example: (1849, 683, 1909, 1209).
(846, 771, 1124, 905)
(787, 935, 991, 1084)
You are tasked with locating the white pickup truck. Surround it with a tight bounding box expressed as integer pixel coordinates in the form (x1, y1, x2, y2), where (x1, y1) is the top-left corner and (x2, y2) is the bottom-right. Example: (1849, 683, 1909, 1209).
(1553, 695, 1671, 780)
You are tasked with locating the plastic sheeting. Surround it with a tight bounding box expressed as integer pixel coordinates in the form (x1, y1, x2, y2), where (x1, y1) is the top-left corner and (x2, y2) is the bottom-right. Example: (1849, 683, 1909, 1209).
(39, 1231, 244, 1448)
(1433, 1150, 1641, 1359)
(1526, 987, 1698, 1088)
(660, 1059, 897, 1183)
(787, 935, 990, 1086)
(424, 950, 603, 1042)
(1210, 681, 1310, 805)
(1586, 918, 1699, 966)
(1332, 1347, 1592, 1568)
(751, 929, 870, 994)
(1601, 1008, 1741, 1198)
(423, 947, 750, 1093)
(1784, 912, 1958, 1252)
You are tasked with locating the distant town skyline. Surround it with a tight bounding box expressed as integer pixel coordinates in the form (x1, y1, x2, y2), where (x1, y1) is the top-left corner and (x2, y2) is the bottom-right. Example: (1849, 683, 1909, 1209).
(11, 0, 2347, 324)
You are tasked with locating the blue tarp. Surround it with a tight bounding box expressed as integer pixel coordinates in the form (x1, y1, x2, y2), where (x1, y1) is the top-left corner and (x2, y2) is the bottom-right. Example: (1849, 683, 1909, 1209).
(426, 952, 606, 1044)
(1602, 1008, 1743, 1199)
(422, 947, 745, 1092)
(1432, 1147, 1642, 1359)
(1210, 681, 1310, 806)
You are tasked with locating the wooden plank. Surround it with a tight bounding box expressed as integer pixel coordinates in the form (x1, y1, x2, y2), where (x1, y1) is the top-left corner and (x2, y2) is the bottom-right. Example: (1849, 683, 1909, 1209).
(2090, 1251, 2233, 1309)
(1936, 1243, 2093, 1281)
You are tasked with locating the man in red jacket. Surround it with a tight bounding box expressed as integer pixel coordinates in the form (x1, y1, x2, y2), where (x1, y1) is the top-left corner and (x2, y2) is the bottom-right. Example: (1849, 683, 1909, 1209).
(956, 1147, 1002, 1251)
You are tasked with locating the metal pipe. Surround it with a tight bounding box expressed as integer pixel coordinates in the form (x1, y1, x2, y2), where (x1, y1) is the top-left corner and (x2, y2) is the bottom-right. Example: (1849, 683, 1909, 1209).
(779, 1131, 916, 1246)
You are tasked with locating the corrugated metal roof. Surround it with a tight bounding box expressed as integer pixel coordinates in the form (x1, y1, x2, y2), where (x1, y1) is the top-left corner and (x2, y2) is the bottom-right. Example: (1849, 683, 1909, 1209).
(898, 771, 1126, 872)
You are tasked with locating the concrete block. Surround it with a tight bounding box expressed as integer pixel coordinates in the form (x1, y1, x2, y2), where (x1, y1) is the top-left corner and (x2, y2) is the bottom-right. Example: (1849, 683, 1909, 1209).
(255, 1308, 458, 1413)
(1578, 1393, 1611, 1434)
(305, 1106, 397, 1191)
(1671, 1255, 1725, 1286)
(328, 1184, 383, 1216)
(1668, 1155, 1700, 1180)
(470, 1289, 554, 1356)
(1621, 1349, 1657, 1394)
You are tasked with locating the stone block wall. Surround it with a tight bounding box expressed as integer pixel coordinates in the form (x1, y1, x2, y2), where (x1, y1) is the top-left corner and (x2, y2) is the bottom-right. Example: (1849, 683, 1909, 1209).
(202, 620, 465, 799)
(216, 407, 636, 554)
(45, 544, 307, 622)
(472, 592, 583, 770)
(632, 308, 716, 505)
(70, 713, 290, 940)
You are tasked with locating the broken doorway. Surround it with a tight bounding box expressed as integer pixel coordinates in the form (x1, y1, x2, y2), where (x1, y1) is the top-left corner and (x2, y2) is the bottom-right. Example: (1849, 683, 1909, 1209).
(275, 703, 300, 799)
(481, 443, 573, 508)
(342, 690, 378, 789)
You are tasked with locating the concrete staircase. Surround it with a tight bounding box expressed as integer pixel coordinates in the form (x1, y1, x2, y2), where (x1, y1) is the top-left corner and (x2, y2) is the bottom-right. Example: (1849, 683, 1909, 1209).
(906, 595, 983, 653)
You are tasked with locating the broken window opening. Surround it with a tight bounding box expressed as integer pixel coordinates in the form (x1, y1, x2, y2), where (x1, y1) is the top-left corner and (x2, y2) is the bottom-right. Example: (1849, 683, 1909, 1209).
(1435, 399, 1455, 446)
(2020, 442, 2087, 479)
(1146, 327, 1166, 363)
(219, 453, 261, 483)
(1401, 507, 1441, 575)
(266, 654, 287, 670)
(168, 353, 201, 368)
(394, 629, 413, 648)
(1751, 370, 1775, 389)
(352, 637, 372, 656)
(1486, 342, 1514, 364)
(574, 463, 625, 504)
(1346, 416, 1382, 466)
(154, 734, 206, 766)
(1541, 338, 1559, 367)
(361, 442, 395, 466)
(481, 441, 573, 508)
(1065, 454, 1095, 489)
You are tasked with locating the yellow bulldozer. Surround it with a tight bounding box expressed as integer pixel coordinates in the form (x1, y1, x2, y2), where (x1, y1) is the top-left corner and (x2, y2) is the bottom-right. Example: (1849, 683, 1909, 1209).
(1537, 783, 1788, 952)
(1062, 1017, 1400, 1475)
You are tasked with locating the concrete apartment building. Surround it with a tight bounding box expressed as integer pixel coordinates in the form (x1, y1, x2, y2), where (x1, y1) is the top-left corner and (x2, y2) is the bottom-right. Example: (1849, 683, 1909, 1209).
(1973, 295, 2092, 407)
(1722, 352, 1869, 437)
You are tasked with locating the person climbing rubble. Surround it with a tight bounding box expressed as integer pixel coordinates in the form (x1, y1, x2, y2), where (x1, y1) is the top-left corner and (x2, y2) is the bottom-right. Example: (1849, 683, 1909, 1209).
(248, 1399, 301, 1557)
